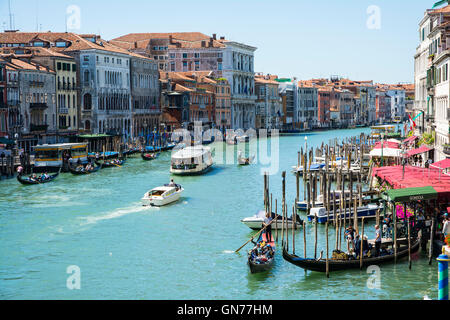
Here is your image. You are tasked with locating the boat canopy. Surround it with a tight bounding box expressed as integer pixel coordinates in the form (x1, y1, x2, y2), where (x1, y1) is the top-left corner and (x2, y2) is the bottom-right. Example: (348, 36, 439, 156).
(384, 186, 438, 203)
(430, 158, 450, 170)
(406, 145, 433, 157)
(373, 165, 450, 201)
(373, 141, 399, 149)
(171, 146, 210, 160)
(402, 135, 418, 145)
(33, 143, 87, 151)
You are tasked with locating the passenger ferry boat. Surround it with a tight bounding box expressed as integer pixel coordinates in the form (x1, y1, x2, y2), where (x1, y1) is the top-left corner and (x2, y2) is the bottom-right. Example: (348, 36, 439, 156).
(33, 143, 88, 173)
(370, 125, 397, 139)
(170, 146, 213, 175)
(142, 184, 184, 207)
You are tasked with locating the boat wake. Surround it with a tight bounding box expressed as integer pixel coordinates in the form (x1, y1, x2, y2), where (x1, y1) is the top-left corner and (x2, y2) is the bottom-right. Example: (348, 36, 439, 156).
(79, 203, 148, 225)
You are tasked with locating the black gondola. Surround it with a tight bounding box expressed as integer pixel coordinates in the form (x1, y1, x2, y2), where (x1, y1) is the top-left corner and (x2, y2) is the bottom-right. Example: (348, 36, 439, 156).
(95, 159, 125, 168)
(17, 171, 60, 185)
(282, 239, 420, 273)
(141, 152, 159, 161)
(69, 163, 102, 175)
(248, 232, 275, 273)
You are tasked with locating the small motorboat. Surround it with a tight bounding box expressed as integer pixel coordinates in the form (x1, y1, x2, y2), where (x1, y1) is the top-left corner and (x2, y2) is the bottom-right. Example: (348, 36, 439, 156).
(291, 163, 325, 176)
(307, 203, 381, 224)
(241, 210, 303, 230)
(141, 152, 160, 161)
(17, 171, 60, 185)
(69, 163, 102, 175)
(141, 184, 184, 206)
(248, 232, 275, 273)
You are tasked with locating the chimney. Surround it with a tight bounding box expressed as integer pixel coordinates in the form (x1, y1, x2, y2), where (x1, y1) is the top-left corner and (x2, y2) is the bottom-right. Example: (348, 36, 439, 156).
(220, 36, 225, 40)
(134, 41, 138, 49)
(212, 34, 216, 40)
(209, 38, 213, 47)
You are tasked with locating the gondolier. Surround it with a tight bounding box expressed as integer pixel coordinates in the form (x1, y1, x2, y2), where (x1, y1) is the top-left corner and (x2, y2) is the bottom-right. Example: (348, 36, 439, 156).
(263, 211, 273, 244)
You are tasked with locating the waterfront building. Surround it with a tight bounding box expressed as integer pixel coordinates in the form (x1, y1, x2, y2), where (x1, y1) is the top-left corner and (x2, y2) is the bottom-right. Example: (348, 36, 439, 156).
(317, 87, 331, 128)
(160, 73, 191, 131)
(111, 32, 257, 130)
(255, 74, 282, 129)
(386, 86, 406, 122)
(297, 81, 318, 130)
(213, 77, 231, 131)
(414, 4, 450, 160)
(339, 89, 355, 127)
(375, 87, 391, 124)
(0, 32, 140, 140)
(0, 59, 6, 137)
(0, 56, 57, 152)
(276, 78, 297, 130)
(130, 52, 160, 137)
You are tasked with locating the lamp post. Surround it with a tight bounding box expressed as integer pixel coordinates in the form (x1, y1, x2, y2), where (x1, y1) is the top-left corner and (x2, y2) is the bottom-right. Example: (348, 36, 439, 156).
(401, 148, 407, 180)
(380, 132, 385, 167)
(305, 136, 308, 154)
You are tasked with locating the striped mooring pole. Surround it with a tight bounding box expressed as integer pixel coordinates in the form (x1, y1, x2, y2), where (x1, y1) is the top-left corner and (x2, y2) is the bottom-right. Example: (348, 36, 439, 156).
(437, 250, 449, 300)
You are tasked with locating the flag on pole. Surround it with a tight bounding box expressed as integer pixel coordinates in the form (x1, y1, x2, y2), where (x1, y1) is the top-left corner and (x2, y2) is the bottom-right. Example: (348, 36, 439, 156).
(432, 0, 448, 9)
(408, 114, 416, 131)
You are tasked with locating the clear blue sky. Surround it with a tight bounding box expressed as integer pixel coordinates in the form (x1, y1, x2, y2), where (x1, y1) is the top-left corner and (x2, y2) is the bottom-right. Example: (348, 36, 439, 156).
(0, 0, 438, 83)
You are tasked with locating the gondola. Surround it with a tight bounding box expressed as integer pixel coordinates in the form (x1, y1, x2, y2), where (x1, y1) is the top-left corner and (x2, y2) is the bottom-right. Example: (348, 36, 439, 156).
(17, 171, 60, 185)
(95, 159, 125, 168)
(248, 232, 275, 273)
(141, 152, 159, 161)
(161, 143, 176, 151)
(69, 163, 102, 175)
(282, 238, 420, 273)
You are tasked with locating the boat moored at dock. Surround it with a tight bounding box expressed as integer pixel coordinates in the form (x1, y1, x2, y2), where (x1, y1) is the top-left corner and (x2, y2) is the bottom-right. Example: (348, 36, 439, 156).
(241, 210, 302, 230)
(307, 203, 381, 224)
(33, 143, 88, 173)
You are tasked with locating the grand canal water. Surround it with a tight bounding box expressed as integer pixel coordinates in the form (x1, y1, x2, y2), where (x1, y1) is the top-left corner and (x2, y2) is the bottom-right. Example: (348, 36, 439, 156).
(0, 128, 439, 300)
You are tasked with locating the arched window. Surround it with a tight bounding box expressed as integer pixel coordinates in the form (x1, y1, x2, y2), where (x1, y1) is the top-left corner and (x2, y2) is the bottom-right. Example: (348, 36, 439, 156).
(85, 120, 91, 130)
(83, 93, 92, 110)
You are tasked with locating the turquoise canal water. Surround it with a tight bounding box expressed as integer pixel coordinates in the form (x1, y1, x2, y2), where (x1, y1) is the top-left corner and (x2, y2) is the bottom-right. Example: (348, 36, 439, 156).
(0, 128, 439, 300)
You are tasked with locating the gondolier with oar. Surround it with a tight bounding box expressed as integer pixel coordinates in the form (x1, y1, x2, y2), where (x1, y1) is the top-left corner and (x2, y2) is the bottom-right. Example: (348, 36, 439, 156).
(263, 211, 273, 243)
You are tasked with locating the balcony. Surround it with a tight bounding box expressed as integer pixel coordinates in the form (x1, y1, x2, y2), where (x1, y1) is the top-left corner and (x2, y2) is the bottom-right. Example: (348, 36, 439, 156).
(30, 123, 48, 132)
(30, 103, 48, 109)
(443, 144, 450, 156)
(29, 81, 44, 88)
(58, 108, 69, 115)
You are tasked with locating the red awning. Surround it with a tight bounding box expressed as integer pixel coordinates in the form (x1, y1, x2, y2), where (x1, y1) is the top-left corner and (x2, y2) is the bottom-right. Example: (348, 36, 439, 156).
(373, 141, 399, 149)
(430, 158, 450, 170)
(372, 165, 450, 201)
(406, 145, 433, 157)
(402, 135, 418, 144)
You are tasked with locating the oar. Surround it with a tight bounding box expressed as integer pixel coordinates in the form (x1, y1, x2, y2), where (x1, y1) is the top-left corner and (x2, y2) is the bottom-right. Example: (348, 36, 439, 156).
(112, 163, 122, 168)
(235, 213, 280, 253)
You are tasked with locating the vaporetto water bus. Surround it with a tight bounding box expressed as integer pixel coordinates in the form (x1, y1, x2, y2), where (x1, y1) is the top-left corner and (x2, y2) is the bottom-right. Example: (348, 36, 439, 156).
(33, 143, 88, 173)
(170, 146, 213, 175)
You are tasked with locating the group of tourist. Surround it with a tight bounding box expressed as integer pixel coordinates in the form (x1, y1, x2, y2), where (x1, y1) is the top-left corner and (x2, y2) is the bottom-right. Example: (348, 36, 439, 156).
(344, 224, 383, 258)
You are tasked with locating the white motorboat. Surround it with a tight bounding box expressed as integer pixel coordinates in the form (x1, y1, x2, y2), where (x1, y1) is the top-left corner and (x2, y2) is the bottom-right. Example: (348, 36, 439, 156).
(308, 203, 381, 224)
(241, 210, 303, 230)
(142, 184, 184, 206)
(170, 146, 213, 175)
